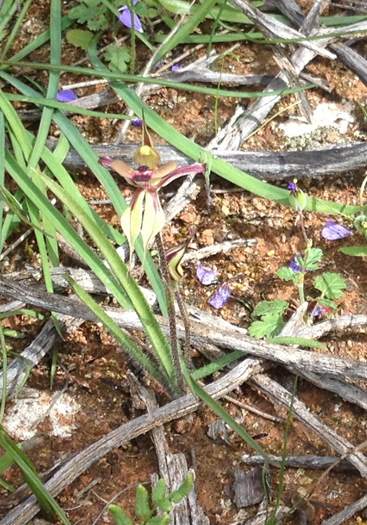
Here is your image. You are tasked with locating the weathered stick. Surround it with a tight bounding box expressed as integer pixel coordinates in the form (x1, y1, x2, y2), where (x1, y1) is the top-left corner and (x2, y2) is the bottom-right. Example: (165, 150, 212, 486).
(321, 493, 367, 525)
(250, 373, 367, 477)
(0, 278, 366, 381)
(241, 453, 358, 473)
(294, 369, 367, 411)
(59, 141, 367, 179)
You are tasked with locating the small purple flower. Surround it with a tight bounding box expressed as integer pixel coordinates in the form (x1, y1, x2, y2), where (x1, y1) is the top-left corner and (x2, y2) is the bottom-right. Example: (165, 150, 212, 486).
(289, 257, 302, 273)
(287, 180, 298, 193)
(321, 219, 352, 241)
(131, 117, 143, 127)
(171, 64, 182, 73)
(196, 264, 217, 285)
(208, 284, 231, 309)
(56, 89, 77, 102)
(118, 0, 143, 32)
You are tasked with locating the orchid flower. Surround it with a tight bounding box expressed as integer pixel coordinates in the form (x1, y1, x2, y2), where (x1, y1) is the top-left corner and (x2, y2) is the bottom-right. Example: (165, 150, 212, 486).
(101, 123, 204, 258)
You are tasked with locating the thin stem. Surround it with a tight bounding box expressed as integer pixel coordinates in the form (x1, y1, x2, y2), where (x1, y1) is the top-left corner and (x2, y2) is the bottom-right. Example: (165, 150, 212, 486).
(156, 233, 186, 393)
(297, 211, 309, 245)
(0, 328, 7, 424)
(175, 287, 192, 368)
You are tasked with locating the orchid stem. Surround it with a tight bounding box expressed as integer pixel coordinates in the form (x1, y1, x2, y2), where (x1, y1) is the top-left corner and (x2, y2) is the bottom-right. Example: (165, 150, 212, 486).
(156, 233, 186, 393)
(175, 287, 192, 368)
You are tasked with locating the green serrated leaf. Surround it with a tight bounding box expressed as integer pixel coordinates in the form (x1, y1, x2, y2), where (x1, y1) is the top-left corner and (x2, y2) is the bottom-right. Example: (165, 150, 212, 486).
(146, 515, 170, 525)
(339, 245, 367, 257)
(108, 504, 133, 525)
(170, 473, 194, 503)
(135, 484, 152, 521)
(317, 298, 337, 310)
(303, 247, 323, 271)
(314, 272, 347, 300)
(248, 316, 285, 339)
(66, 29, 94, 49)
(152, 479, 171, 512)
(104, 43, 131, 72)
(252, 300, 288, 318)
(68, 0, 109, 31)
(276, 266, 297, 281)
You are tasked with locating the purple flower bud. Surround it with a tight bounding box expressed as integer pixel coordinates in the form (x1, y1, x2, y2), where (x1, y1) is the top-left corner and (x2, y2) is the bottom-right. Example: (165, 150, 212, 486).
(287, 180, 298, 193)
(118, 1, 143, 32)
(100, 156, 113, 167)
(289, 257, 302, 273)
(56, 89, 77, 102)
(131, 117, 143, 127)
(208, 284, 231, 309)
(171, 64, 182, 73)
(321, 219, 352, 241)
(196, 264, 217, 285)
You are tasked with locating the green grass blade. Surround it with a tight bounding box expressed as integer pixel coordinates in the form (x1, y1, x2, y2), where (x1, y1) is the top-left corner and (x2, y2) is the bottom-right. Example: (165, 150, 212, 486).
(185, 367, 269, 459)
(153, 0, 219, 64)
(268, 336, 326, 349)
(191, 350, 244, 380)
(28, 0, 61, 168)
(1, 60, 315, 100)
(4, 93, 130, 120)
(0, 427, 71, 524)
(0, 0, 33, 60)
(0, 0, 17, 43)
(0, 328, 7, 423)
(0, 111, 4, 248)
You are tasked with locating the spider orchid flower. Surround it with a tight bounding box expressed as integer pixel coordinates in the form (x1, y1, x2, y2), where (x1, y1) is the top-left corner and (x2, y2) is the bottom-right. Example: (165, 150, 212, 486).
(100, 125, 204, 257)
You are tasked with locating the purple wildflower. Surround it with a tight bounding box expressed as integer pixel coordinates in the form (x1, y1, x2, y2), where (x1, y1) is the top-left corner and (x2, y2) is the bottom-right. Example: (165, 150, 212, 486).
(131, 117, 143, 127)
(196, 264, 217, 285)
(208, 284, 231, 309)
(289, 257, 302, 273)
(56, 89, 77, 102)
(118, 0, 143, 32)
(287, 180, 298, 193)
(321, 219, 352, 241)
(171, 64, 182, 73)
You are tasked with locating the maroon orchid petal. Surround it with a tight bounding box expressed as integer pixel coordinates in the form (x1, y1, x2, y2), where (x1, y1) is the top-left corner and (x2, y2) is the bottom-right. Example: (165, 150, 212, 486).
(100, 156, 113, 168)
(321, 219, 352, 240)
(208, 284, 231, 309)
(158, 163, 205, 188)
(196, 264, 217, 285)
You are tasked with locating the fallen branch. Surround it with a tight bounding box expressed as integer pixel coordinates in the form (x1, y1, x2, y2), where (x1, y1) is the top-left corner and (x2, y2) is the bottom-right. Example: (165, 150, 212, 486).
(321, 493, 367, 525)
(241, 453, 358, 473)
(60, 141, 367, 179)
(250, 373, 367, 477)
(0, 278, 366, 381)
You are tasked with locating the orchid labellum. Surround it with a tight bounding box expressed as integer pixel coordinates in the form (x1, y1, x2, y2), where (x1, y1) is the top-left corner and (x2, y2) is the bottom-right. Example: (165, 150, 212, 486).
(101, 123, 204, 258)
